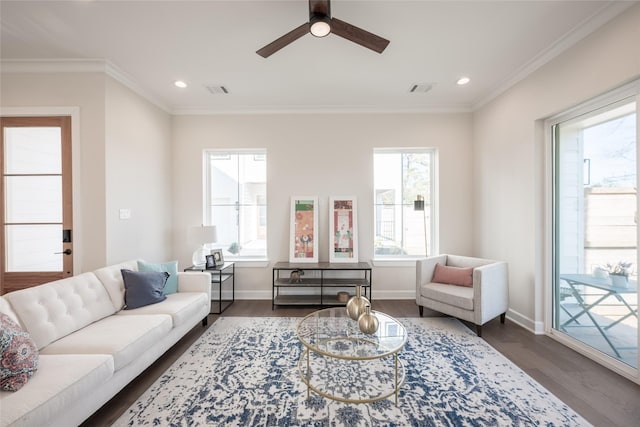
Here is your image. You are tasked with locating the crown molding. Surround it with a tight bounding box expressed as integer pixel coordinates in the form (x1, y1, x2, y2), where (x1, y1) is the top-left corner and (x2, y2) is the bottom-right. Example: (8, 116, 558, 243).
(170, 104, 473, 116)
(0, 58, 106, 73)
(472, 1, 635, 111)
(104, 61, 171, 113)
(1, 58, 171, 113)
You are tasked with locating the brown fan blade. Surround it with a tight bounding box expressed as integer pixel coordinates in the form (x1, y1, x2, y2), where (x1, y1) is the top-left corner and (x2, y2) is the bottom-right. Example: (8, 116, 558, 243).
(256, 23, 310, 58)
(330, 17, 389, 54)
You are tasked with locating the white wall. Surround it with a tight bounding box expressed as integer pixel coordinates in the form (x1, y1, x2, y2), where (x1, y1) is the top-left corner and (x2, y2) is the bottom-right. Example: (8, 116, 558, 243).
(105, 77, 172, 264)
(473, 4, 640, 331)
(0, 72, 173, 271)
(6, 5, 635, 323)
(172, 113, 473, 300)
(0, 72, 108, 271)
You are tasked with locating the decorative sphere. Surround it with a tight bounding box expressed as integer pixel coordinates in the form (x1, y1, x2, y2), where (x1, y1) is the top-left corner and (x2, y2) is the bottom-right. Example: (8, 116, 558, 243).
(358, 308, 379, 334)
(346, 295, 369, 320)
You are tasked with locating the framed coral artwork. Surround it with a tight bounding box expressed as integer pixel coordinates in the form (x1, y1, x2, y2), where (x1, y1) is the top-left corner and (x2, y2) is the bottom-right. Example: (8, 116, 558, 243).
(329, 196, 358, 263)
(290, 196, 318, 263)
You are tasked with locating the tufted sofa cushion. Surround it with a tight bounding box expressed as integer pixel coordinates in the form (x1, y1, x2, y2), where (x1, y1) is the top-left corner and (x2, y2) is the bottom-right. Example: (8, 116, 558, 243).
(0, 296, 22, 327)
(3, 273, 116, 350)
(117, 292, 209, 328)
(94, 260, 138, 311)
(0, 354, 114, 427)
(40, 314, 172, 370)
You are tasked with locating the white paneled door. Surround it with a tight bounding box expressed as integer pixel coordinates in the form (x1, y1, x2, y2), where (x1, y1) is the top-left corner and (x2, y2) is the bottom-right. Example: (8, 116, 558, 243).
(1, 116, 73, 294)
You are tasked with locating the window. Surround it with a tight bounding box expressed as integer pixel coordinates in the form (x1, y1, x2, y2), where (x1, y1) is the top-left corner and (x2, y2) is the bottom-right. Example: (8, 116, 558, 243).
(205, 150, 267, 260)
(550, 81, 638, 371)
(373, 148, 436, 258)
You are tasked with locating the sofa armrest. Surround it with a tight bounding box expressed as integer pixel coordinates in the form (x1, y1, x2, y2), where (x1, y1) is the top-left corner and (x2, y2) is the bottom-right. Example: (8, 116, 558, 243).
(416, 255, 448, 304)
(473, 261, 509, 323)
(177, 272, 211, 301)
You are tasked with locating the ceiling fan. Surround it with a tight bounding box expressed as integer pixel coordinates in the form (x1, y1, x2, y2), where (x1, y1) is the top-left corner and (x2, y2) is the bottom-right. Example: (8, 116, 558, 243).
(256, 0, 390, 58)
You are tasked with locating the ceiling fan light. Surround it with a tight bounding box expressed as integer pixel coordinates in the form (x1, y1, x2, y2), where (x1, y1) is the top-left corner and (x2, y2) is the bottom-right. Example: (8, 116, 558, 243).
(310, 15, 331, 37)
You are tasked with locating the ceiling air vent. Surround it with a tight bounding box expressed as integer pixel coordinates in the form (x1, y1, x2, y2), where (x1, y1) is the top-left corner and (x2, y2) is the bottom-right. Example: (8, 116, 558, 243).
(205, 85, 229, 95)
(409, 83, 434, 93)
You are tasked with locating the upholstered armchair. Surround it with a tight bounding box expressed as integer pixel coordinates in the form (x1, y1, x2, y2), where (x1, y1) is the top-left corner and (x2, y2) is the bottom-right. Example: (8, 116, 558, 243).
(416, 254, 509, 336)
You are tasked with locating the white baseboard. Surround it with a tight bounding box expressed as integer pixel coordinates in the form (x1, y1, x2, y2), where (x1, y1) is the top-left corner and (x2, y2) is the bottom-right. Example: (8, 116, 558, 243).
(372, 290, 416, 300)
(506, 308, 544, 335)
(233, 291, 272, 300)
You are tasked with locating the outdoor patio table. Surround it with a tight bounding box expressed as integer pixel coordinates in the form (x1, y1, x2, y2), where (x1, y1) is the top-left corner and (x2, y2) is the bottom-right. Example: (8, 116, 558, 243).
(559, 274, 638, 357)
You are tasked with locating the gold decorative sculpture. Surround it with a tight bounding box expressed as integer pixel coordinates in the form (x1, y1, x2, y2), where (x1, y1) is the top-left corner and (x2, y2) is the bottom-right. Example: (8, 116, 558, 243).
(346, 285, 369, 320)
(358, 304, 379, 334)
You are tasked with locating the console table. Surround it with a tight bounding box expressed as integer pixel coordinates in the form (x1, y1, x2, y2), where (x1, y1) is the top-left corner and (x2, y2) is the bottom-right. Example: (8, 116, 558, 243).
(272, 262, 372, 309)
(185, 262, 235, 314)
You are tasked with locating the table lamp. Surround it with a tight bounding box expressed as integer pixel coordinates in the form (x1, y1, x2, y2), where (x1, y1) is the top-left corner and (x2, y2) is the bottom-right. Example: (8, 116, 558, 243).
(190, 225, 217, 267)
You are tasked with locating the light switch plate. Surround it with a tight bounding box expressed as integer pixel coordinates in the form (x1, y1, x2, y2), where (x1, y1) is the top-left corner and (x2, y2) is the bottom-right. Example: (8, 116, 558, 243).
(119, 208, 131, 220)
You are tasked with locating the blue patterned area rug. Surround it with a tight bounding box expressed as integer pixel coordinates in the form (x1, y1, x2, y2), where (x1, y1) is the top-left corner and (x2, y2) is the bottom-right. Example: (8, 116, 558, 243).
(114, 317, 590, 426)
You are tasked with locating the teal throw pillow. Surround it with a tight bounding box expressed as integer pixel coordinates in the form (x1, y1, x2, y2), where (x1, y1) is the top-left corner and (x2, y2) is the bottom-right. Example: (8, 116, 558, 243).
(137, 260, 179, 294)
(122, 269, 168, 309)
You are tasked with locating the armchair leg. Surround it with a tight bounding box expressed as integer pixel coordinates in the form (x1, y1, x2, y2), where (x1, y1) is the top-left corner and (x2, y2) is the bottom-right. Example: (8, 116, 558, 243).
(500, 313, 506, 324)
(418, 305, 424, 317)
(475, 324, 482, 337)
(202, 316, 208, 327)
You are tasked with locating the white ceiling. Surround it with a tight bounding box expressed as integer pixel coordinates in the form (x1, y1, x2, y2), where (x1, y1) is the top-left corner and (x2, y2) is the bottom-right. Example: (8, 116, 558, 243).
(0, 1, 635, 114)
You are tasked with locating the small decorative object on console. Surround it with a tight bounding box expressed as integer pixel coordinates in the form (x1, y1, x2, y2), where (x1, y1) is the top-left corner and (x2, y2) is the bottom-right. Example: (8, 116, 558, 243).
(211, 249, 224, 265)
(346, 285, 369, 320)
(289, 269, 304, 283)
(205, 254, 216, 270)
(337, 291, 349, 303)
(358, 304, 379, 334)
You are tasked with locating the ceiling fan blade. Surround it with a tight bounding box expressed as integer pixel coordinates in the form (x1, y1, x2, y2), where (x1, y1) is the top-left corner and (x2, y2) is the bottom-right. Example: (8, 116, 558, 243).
(256, 23, 310, 58)
(330, 17, 389, 54)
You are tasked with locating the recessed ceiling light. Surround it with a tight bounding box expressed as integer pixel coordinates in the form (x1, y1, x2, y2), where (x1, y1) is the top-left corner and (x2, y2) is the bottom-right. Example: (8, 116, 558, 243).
(174, 80, 187, 88)
(457, 77, 470, 86)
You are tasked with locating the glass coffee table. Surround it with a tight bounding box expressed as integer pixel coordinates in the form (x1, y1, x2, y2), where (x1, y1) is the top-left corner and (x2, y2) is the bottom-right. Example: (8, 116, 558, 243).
(296, 307, 408, 405)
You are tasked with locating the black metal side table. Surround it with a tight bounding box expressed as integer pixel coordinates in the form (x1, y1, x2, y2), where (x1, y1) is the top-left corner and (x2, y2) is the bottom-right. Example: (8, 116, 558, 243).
(185, 262, 235, 314)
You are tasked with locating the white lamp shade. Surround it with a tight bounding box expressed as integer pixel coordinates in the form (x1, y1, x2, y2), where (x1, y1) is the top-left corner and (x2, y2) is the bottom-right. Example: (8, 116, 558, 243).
(190, 225, 217, 266)
(189, 225, 217, 245)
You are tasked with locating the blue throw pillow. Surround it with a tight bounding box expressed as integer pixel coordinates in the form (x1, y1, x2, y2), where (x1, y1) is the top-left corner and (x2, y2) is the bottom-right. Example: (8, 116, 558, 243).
(122, 269, 168, 309)
(137, 260, 179, 295)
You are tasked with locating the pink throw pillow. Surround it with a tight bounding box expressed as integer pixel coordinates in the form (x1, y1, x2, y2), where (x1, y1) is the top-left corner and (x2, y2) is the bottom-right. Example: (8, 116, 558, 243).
(432, 263, 473, 287)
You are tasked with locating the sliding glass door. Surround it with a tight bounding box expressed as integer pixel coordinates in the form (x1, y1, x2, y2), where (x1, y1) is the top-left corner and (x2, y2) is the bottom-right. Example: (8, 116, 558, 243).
(552, 95, 638, 371)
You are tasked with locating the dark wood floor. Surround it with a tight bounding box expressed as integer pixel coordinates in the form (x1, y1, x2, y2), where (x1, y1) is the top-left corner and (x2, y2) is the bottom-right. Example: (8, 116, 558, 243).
(82, 300, 640, 427)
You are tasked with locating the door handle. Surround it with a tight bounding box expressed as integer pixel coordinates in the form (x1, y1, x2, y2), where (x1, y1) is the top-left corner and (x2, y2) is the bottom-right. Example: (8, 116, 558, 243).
(54, 249, 72, 255)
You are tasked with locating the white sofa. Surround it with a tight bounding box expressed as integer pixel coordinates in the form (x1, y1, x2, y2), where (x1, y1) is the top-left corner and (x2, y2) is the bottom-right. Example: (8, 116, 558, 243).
(416, 254, 509, 336)
(0, 260, 211, 427)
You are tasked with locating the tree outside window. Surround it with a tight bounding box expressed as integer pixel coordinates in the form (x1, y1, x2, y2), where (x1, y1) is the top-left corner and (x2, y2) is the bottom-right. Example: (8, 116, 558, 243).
(374, 149, 436, 258)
